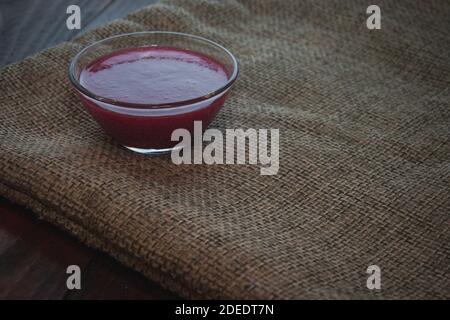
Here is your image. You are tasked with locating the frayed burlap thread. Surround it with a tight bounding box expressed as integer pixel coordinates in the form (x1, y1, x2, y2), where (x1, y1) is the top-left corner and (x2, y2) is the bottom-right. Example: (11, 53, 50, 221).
(0, 0, 449, 299)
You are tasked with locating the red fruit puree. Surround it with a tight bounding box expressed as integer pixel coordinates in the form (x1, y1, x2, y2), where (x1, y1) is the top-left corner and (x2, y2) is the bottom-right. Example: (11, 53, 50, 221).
(78, 46, 229, 150)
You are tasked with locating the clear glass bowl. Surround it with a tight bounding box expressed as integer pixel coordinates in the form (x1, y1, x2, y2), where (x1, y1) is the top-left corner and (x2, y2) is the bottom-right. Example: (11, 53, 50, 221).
(69, 31, 238, 155)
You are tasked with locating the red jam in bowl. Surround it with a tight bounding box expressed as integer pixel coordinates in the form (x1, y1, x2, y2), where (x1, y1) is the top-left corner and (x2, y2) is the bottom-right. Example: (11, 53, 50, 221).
(75, 46, 234, 153)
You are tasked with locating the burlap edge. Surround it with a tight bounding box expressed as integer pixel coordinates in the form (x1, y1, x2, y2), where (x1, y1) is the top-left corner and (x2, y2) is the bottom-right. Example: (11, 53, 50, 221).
(0, 181, 200, 299)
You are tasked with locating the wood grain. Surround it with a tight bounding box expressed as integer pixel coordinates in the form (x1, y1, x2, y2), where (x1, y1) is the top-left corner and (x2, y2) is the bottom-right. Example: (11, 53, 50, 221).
(0, 0, 180, 299)
(0, 0, 157, 67)
(0, 197, 179, 299)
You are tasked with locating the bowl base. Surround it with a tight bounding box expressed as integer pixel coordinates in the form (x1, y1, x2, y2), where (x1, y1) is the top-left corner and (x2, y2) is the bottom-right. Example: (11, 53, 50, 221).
(124, 145, 180, 156)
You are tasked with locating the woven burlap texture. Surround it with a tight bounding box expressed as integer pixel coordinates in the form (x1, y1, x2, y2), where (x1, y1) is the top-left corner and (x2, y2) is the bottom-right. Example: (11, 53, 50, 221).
(0, 0, 449, 299)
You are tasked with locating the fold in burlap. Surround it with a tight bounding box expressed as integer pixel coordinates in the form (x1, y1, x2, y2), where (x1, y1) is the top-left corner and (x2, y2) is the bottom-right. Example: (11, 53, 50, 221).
(0, 0, 449, 299)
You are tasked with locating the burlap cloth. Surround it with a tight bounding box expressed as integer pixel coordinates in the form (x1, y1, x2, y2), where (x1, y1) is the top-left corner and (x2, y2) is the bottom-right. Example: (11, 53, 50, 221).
(0, 0, 449, 299)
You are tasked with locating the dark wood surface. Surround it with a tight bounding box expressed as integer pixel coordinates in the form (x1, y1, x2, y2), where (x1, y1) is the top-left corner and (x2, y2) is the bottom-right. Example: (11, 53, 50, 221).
(0, 198, 178, 299)
(0, 0, 181, 300)
(0, 0, 158, 66)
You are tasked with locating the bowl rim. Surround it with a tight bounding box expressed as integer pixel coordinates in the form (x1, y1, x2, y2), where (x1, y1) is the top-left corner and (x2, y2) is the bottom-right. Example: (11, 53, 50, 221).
(68, 31, 239, 109)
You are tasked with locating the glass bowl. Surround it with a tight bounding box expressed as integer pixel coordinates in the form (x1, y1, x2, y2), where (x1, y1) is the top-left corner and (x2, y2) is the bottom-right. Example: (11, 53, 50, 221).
(68, 31, 238, 155)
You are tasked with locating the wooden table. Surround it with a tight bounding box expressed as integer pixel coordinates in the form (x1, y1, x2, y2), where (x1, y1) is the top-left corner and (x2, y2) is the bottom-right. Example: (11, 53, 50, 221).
(0, 0, 179, 299)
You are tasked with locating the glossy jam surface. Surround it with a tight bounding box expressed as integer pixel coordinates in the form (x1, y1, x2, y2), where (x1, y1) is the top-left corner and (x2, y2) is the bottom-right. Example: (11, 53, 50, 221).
(77, 46, 230, 150)
(80, 46, 228, 105)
